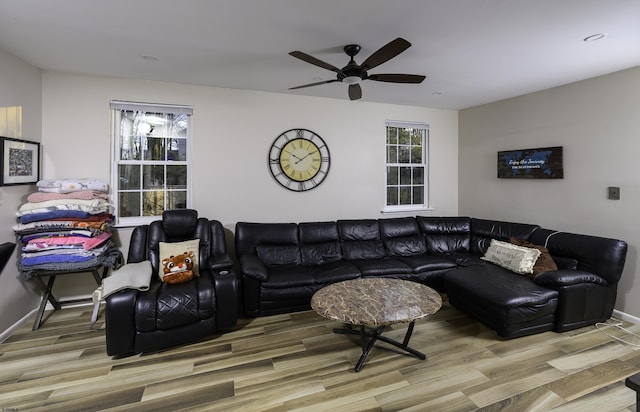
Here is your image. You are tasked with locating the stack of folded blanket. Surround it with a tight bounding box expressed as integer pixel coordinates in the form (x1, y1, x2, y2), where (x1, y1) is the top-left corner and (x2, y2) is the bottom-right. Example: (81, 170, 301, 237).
(13, 178, 123, 279)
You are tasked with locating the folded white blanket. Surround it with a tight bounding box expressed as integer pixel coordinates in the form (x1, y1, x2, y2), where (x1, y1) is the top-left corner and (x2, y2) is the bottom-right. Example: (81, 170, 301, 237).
(91, 260, 153, 323)
(37, 178, 109, 194)
(102, 260, 153, 298)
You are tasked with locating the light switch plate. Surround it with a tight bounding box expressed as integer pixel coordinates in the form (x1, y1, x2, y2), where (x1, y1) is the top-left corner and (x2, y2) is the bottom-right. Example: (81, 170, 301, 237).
(608, 187, 620, 200)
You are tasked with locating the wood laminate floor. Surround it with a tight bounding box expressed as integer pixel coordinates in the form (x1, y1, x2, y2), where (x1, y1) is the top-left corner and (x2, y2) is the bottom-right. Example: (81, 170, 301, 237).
(1, 299, 640, 411)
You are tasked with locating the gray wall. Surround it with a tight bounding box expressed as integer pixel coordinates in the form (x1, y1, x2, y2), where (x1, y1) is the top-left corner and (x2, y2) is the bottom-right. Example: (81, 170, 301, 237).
(0, 49, 43, 334)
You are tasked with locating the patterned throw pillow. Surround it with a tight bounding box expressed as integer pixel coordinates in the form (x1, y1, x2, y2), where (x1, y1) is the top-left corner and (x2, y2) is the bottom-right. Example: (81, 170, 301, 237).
(158, 239, 200, 284)
(509, 237, 558, 276)
(481, 239, 541, 275)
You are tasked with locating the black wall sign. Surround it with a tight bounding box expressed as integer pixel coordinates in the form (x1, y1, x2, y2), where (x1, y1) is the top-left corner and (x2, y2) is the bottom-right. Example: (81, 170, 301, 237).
(497, 146, 563, 179)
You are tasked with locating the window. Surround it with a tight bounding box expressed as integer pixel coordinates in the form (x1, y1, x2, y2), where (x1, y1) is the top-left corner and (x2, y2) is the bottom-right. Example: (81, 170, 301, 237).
(385, 121, 429, 211)
(0, 106, 22, 137)
(110, 101, 192, 226)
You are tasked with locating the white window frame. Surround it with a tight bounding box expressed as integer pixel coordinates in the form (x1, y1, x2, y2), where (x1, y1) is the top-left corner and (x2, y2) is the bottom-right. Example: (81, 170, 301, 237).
(110, 100, 193, 227)
(383, 120, 430, 213)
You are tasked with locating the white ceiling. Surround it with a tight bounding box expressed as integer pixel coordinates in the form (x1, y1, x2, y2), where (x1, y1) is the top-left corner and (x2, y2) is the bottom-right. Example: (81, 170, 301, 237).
(1, 0, 639, 110)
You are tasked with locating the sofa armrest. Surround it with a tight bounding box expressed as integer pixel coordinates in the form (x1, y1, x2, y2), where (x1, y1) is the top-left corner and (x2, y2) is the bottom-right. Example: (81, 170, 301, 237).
(213, 269, 238, 331)
(239, 254, 268, 281)
(208, 254, 234, 271)
(533, 269, 608, 287)
(104, 289, 139, 357)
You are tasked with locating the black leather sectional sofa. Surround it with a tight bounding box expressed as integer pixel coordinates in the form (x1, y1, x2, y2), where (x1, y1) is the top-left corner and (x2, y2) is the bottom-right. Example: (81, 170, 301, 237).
(235, 217, 628, 339)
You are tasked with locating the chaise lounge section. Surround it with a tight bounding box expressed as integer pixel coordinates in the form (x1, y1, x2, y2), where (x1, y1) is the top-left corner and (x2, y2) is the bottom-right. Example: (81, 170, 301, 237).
(235, 217, 627, 339)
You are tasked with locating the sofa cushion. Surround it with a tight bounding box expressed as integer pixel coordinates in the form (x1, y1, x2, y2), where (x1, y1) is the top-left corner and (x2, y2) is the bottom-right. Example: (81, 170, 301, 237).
(338, 219, 380, 240)
(137, 277, 213, 332)
(350, 257, 412, 276)
(235, 222, 299, 257)
(256, 245, 301, 266)
(379, 217, 428, 256)
(300, 242, 341, 266)
(338, 219, 385, 260)
(470, 218, 540, 255)
(262, 265, 315, 288)
(481, 239, 541, 275)
(509, 237, 558, 276)
(341, 240, 386, 260)
(384, 236, 427, 256)
(398, 254, 457, 273)
(299, 221, 342, 265)
(442, 252, 486, 267)
(445, 265, 558, 309)
(311, 260, 361, 283)
(259, 284, 324, 314)
(444, 265, 558, 338)
(417, 216, 471, 253)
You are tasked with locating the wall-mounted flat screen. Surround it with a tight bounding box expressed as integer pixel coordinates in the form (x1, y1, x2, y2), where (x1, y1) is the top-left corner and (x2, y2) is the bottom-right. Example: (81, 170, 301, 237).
(497, 146, 563, 179)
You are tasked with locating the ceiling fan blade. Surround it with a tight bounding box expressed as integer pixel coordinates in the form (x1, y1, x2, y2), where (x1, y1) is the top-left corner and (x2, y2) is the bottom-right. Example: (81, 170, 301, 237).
(360, 38, 411, 71)
(289, 51, 343, 74)
(289, 79, 339, 90)
(368, 73, 426, 83)
(348, 84, 362, 100)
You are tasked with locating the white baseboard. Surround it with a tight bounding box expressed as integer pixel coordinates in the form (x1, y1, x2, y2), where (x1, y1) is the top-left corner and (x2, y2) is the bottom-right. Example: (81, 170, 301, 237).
(1, 295, 94, 343)
(612, 309, 640, 324)
(0, 308, 38, 343)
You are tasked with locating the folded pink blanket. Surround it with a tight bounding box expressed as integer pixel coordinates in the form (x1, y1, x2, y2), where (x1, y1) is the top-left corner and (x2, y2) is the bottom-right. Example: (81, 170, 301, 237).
(24, 232, 112, 251)
(28, 190, 109, 203)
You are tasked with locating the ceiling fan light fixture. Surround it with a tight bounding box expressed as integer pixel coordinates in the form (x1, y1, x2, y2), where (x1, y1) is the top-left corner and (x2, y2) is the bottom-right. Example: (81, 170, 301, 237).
(343, 75, 362, 85)
(288, 38, 425, 100)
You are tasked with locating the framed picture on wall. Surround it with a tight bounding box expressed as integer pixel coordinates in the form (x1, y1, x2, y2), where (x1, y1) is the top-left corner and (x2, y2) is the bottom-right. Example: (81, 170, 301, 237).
(0, 136, 40, 186)
(497, 146, 563, 179)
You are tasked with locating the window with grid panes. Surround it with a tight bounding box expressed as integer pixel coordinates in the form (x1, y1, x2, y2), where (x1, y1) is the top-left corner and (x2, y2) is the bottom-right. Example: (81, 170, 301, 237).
(110, 101, 192, 226)
(385, 121, 428, 211)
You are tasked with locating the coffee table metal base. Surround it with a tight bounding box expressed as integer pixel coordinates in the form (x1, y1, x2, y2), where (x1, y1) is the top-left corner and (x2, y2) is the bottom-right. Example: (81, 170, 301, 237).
(334, 321, 425, 372)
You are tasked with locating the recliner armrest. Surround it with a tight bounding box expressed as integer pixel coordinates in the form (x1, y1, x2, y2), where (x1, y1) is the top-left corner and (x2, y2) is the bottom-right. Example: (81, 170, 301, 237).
(239, 254, 268, 281)
(104, 289, 139, 357)
(212, 269, 237, 331)
(533, 269, 608, 287)
(208, 254, 233, 271)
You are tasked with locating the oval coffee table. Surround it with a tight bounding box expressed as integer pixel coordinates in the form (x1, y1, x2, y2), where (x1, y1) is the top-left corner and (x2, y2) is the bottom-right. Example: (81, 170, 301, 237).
(311, 278, 442, 372)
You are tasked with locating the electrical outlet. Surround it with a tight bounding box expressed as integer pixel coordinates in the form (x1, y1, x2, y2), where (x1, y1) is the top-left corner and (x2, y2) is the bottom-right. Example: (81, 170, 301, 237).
(608, 186, 620, 200)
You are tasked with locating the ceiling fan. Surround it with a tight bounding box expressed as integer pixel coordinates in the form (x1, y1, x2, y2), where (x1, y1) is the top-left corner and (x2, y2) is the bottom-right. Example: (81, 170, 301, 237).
(288, 37, 426, 101)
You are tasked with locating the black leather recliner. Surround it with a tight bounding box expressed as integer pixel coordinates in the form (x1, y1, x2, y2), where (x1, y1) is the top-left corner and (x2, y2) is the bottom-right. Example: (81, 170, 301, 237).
(105, 209, 237, 357)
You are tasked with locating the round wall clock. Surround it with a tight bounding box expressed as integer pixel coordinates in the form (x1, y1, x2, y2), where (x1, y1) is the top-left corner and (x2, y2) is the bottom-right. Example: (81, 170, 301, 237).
(268, 128, 330, 192)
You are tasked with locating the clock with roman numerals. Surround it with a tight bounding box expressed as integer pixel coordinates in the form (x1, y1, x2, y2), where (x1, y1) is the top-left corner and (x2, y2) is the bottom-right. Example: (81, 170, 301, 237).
(268, 128, 330, 192)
